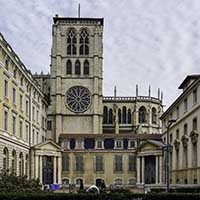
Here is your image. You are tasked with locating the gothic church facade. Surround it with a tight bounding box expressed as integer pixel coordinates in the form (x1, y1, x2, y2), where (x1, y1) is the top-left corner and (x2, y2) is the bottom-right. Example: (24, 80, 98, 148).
(0, 15, 165, 188)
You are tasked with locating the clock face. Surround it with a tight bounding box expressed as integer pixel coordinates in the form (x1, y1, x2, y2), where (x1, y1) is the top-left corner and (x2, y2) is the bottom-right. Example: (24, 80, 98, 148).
(65, 86, 91, 113)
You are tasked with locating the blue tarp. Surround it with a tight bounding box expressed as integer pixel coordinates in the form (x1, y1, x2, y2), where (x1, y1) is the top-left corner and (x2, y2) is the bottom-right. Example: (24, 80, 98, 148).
(49, 184, 60, 190)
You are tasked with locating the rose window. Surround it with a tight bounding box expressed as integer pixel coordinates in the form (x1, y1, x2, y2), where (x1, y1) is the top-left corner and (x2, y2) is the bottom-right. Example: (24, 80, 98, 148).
(65, 86, 91, 113)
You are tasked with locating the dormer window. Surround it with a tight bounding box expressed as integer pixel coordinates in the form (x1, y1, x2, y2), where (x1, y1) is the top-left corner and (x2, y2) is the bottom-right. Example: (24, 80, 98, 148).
(128, 140, 135, 149)
(115, 139, 123, 149)
(61, 139, 70, 150)
(95, 139, 104, 149)
(75, 139, 84, 149)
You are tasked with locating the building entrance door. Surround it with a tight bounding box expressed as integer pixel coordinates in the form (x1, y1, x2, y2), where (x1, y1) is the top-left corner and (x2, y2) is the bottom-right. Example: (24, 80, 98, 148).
(42, 156, 53, 184)
(144, 156, 156, 184)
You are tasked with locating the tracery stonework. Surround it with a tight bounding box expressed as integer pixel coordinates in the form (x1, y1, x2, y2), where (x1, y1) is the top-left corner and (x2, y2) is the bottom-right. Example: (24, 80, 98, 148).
(65, 86, 91, 113)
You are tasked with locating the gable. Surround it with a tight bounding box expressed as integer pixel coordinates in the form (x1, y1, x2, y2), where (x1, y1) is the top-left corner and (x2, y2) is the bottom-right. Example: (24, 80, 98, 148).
(33, 140, 63, 152)
(139, 143, 159, 151)
(138, 140, 164, 151)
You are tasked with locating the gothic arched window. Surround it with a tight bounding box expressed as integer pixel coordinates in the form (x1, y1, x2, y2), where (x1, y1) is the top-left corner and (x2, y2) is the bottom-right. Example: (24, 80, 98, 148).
(19, 152, 24, 176)
(122, 106, 127, 123)
(128, 109, 132, 124)
(66, 60, 72, 75)
(108, 108, 113, 124)
(75, 60, 81, 75)
(118, 109, 121, 124)
(67, 29, 77, 55)
(103, 106, 108, 124)
(83, 60, 89, 75)
(25, 154, 29, 176)
(11, 150, 17, 174)
(152, 107, 157, 124)
(3, 147, 9, 172)
(139, 106, 147, 123)
(79, 29, 89, 55)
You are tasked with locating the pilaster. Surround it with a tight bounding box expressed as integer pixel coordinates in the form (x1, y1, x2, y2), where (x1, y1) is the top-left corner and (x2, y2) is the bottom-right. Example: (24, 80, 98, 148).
(136, 157, 140, 184)
(141, 156, 145, 184)
(58, 156, 62, 184)
(156, 155, 159, 184)
(35, 155, 39, 179)
(53, 156, 57, 184)
(159, 155, 163, 183)
(39, 156, 43, 184)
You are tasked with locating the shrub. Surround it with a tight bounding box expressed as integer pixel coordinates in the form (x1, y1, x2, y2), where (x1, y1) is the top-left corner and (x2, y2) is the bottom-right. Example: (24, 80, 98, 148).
(0, 193, 199, 200)
(0, 170, 42, 193)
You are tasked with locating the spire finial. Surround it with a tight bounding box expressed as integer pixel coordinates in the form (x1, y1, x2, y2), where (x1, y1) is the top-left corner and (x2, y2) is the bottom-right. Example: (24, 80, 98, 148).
(114, 86, 117, 98)
(136, 84, 138, 97)
(161, 91, 163, 102)
(148, 85, 151, 97)
(78, 3, 80, 18)
(158, 88, 160, 99)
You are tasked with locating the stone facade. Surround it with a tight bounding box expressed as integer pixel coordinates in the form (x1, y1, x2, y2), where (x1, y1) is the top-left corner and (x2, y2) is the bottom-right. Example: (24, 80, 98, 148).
(0, 15, 166, 188)
(161, 75, 200, 185)
(0, 33, 47, 179)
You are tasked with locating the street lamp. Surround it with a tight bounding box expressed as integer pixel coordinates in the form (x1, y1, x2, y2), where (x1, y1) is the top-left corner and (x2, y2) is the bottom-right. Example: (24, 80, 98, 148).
(165, 119, 176, 192)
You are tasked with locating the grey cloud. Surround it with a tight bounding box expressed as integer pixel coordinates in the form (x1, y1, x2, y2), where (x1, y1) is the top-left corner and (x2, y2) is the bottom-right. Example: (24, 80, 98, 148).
(1, 0, 200, 108)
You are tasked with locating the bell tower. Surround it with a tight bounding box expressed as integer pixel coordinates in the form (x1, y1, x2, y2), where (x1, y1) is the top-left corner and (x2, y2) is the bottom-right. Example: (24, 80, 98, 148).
(49, 15, 104, 142)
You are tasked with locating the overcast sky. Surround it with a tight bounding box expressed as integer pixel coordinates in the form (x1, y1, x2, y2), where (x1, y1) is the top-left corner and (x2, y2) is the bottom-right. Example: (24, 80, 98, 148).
(1, 0, 200, 109)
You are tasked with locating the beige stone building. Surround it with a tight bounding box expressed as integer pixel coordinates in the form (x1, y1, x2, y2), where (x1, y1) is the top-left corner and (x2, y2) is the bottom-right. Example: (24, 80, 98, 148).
(161, 75, 200, 185)
(0, 32, 47, 178)
(0, 15, 167, 188)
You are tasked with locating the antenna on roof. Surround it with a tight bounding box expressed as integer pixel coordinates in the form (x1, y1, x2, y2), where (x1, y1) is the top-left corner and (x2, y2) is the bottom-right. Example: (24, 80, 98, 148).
(78, 3, 80, 18)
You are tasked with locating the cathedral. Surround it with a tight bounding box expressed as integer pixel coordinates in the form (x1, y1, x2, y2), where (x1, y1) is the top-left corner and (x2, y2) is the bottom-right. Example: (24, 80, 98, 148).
(3, 14, 197, 189)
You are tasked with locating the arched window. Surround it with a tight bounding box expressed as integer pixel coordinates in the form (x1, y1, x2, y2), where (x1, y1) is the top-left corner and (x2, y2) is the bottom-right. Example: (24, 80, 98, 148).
(152, 107, 157, 124)
(3, 147, 9, 172)
(79, 29, 89, 55)
(19, 152, 24, 176)
(75, 60, 81, 75)
(67, 29, 77, 55)
(25, 154, 29, 176)
(128, 178, 136, 185)
(66, 60, 72, 75)
(62, 178, 70, 185)
(83, 60, 89, 75)
(122, 106, 127, 123)
(115, 178, 123, 185)
(11, 150, 17, 174)
(108, 109, 113, 124)
(128, 109, 132, 124)
(118, 109, 121, 124)
(76, 178, 83, 185)
(103, 106, 108, 124)
(139, 106, 147, 123)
